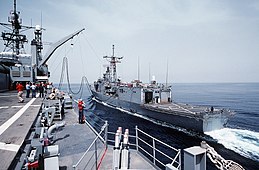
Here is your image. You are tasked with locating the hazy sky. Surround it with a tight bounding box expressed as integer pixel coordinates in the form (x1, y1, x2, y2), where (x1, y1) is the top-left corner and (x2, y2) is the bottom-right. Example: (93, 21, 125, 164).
(1, 0, 259, 83)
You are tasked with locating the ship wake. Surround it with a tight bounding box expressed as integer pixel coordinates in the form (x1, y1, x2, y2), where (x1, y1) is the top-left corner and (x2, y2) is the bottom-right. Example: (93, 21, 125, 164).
(205, 128, 259, 162)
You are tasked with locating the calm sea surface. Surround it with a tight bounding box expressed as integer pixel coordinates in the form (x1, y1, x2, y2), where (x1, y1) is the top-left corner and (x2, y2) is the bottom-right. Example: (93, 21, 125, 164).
(68, 83, 259, 170)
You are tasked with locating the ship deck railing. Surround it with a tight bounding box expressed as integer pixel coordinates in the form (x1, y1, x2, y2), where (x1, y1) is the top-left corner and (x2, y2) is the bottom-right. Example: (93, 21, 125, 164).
(107, 126, 181, 169)
(72, 119, 108, 170)
(72, 111, 181, 169)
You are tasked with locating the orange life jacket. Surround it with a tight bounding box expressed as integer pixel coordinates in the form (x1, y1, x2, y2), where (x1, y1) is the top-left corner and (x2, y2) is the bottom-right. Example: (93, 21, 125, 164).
(78, 101, 83, 111)
(16, 84, 24, 92)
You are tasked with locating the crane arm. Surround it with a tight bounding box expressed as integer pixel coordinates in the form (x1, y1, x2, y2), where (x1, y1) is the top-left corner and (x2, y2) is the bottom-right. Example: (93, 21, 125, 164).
(38, 28, 85, 67)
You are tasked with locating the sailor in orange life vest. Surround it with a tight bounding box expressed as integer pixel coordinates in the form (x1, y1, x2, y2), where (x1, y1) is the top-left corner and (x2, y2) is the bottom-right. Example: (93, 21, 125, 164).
(78, 99, 84, 124)
(16, 82, 24, 103)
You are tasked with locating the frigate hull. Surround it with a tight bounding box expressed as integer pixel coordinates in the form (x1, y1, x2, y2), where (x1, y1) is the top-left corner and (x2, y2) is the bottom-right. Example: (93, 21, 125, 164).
(92, 91, 227, 133)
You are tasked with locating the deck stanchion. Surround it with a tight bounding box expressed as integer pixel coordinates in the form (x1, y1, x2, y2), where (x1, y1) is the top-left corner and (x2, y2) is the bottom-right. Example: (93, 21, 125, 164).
(179, 150, 181, 169)
(104, 121, 108, 148)
(135, 126, 138, 151)
(95, 141, 97, 170)
(153, 138, 156, 165)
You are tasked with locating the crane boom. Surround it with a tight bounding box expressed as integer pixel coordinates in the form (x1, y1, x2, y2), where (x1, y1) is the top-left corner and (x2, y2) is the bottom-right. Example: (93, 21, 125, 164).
(38, 28, 85, 67)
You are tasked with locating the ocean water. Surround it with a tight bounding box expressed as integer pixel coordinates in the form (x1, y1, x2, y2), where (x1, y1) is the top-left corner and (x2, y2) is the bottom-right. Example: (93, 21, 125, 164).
(172, 83, 259, 166)
(69, 83, 259, 170)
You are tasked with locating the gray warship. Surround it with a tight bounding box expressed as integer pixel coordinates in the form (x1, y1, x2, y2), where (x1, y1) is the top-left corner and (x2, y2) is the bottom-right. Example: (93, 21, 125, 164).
(92, 45, 233, 133)
(0, 1, 247, 170)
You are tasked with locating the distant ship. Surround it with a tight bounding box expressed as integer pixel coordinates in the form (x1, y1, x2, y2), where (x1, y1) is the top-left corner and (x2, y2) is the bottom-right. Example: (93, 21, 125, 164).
(92, 45, 233, 133)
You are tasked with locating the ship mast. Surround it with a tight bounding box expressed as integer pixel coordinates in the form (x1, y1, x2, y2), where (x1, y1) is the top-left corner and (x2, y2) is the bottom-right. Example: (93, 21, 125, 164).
(0, 0, 29, 55)
(103, 45, 123, 83)
(166, 57, 168, 88)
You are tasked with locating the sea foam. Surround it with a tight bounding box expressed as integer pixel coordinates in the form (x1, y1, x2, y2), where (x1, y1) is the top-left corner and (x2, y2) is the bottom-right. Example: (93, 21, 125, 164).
(206, 128, 259, 161)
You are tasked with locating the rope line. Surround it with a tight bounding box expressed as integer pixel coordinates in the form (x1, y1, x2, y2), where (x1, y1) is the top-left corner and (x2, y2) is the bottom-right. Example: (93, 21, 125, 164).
(55, 32, 95, 100)
(58, 56, 92, 99)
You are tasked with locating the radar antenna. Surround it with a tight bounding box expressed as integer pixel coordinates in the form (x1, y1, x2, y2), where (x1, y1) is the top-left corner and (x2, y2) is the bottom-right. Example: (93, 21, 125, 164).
(0, 0, 42, 56)
(103, 45, 123, 83)
(0, 0, 26, 55)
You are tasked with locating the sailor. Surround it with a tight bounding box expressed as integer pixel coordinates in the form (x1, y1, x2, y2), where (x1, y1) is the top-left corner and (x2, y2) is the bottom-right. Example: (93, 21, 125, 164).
(25, 82, 30, 98)
(78, 99, 84, 124)
(16, 82, 24, 103)
(31, 83, 36, 98)
(39, 82, 45, 98)
(94, 81, 98, 91)
(211, 106, 214, 112)
(60, 95, 65, 116)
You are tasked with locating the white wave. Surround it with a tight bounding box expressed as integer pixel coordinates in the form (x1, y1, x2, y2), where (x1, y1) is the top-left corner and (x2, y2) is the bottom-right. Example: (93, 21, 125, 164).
(205, 128, 259, 161)
(102, 102, 108, 106)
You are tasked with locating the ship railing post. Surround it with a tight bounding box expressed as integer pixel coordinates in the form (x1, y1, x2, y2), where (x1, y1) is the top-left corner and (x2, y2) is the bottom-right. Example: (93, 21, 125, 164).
(179, 149, 181, 169)
(135, 126, 138, 152)
(153, 138, 156, 165)
(104, 121, 108, 149)
(95, 140, 98, 170)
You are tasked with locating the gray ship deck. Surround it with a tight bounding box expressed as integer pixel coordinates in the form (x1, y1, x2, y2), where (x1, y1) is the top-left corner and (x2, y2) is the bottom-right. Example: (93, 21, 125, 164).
(54, 100, 157, 169)
(0, 91, 42, 169)
(143, 102, 221, 115)
(0, 91, 157, 169)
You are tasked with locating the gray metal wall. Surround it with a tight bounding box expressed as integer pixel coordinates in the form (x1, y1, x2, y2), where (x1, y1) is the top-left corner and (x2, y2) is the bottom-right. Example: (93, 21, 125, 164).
(0, 73, 10, 92)
(118, 87, 142, 104)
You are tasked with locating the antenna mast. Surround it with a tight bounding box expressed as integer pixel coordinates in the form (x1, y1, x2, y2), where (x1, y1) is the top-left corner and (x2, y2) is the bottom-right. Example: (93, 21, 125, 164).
(41, 11, 43, 29)
(112, 44, 115, 56)
(149, 62, 151, 83)
(103, 45, 123, 83)
(137, 56, 140, 81)
(166, 57, 169, 88)
(0, 0, 29, 55)
(14, 0, 16, 13)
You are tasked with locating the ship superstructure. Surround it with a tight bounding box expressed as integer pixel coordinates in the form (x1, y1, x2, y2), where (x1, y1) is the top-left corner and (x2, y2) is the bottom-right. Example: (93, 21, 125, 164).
(0, 0, 84, 91)
(0, 0, 45, 84)
(92, 45, 233, 133)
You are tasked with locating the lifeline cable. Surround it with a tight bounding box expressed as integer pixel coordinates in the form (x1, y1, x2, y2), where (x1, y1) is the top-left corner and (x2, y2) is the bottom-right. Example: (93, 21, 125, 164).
(58, 56, 93, 99)
(56, 32, 97, 99)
